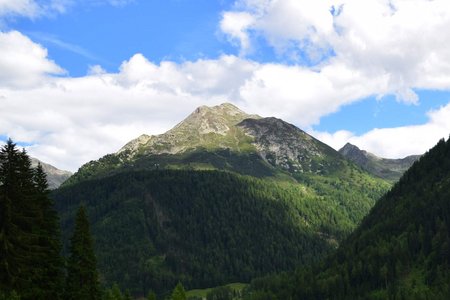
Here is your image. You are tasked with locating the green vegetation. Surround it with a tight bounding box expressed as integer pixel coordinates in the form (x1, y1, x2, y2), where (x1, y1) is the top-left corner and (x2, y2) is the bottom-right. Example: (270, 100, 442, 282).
(171, 282, 187, 300)
(187, 283, 247, 300)
(245, 138, 450, 299)
(0, 139, 104, 300)
(53, 166, 388, 297)
(65, 205, 101, 300)
(0, 140, 64, 300)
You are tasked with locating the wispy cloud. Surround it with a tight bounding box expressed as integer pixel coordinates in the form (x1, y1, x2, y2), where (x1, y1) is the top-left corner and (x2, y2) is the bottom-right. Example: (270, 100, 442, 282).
(29, 32, 109, 65)
(0, 0, 133, 23)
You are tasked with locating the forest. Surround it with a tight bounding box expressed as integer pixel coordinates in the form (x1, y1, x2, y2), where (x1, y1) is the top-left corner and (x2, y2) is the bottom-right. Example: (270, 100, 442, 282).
(2, 137, 449, 299)
(52, 167, 386, 296)
(243, 138, 450, 299)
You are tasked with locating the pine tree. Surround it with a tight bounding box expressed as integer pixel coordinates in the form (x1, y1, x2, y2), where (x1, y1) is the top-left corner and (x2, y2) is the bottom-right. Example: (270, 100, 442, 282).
(66, 205, 101, 300)
(171, 282, 186, 300)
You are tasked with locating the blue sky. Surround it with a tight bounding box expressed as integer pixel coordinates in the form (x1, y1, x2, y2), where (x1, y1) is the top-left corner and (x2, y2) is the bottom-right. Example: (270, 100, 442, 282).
(1, 0, 450, 171)
(14, 1, 237, 75)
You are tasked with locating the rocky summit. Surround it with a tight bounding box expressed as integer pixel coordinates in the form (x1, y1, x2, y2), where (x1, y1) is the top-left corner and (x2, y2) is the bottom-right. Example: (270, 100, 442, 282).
(118, 103, 260, 157)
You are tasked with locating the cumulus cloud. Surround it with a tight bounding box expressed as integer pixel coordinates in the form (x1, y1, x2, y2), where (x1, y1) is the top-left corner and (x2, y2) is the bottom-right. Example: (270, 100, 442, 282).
(313, 103, 450, 158)
(0, 31, 64, 88)
(220, 12, 255, 54)
(222, 0, 450, 103)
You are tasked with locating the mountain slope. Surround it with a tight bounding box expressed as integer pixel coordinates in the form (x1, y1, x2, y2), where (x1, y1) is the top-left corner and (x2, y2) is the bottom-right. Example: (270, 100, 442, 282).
(339, 143, 420, 181)
(30, 157, 72, 189)
(249, 138, 450, 299)
(53, 103, 390, 296)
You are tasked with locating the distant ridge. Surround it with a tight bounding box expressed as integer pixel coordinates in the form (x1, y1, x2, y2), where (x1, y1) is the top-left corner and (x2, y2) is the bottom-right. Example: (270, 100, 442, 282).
(339, 142, 420, 181)
(30, 157, 72, 189)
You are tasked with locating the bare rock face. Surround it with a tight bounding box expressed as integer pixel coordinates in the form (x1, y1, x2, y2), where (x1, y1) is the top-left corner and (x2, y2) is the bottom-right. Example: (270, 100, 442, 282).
(30, 158, 72, 189)
(238, 117, 324, 172)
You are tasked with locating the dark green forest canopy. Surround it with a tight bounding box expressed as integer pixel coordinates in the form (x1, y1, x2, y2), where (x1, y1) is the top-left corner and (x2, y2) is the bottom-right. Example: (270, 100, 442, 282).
(246, 138, 450, 300)
(52, 168, 388, 296)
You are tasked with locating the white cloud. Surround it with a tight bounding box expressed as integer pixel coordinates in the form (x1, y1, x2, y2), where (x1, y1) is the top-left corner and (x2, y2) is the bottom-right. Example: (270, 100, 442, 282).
(0, 0, 40, 18)
(314, 103, 450, 158)
(220, 12, 255, 54)
(0, 31, 64, 88)
(222, 0, 450, 102)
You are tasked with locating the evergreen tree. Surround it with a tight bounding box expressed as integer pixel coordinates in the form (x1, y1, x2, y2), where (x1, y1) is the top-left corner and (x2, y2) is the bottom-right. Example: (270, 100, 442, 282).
(0, 139, 63, 299)
(66, 205, 101, 300)
(32, 163, 64, 299)
(171, 282, 186, 300)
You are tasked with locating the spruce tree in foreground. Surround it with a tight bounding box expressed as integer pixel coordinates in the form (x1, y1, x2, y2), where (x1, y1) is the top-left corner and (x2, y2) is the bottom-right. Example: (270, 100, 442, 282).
(0, 139, 63, 299)
(66, 205, 101, 300)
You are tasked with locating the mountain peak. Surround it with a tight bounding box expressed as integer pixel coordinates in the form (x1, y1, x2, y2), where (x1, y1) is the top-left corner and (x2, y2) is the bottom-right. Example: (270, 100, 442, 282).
(118, 103, 260, 156)
(169, 102, 259, 136)
(194, 102, 244, 115)
(339, 142, 363, 156)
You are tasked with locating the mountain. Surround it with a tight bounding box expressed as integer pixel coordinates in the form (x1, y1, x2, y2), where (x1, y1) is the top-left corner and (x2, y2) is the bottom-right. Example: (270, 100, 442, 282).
(339, 142, 420, 181)
(247, 138, 450, 299)
(53, 103, 389, 296)
(30, 157, 72, 189)
(65, 103, 376, 185)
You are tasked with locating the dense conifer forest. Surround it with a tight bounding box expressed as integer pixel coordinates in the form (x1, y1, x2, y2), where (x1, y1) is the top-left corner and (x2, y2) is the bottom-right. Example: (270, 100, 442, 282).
(244, 138, 450, 299)
(53, 168, 387, 296)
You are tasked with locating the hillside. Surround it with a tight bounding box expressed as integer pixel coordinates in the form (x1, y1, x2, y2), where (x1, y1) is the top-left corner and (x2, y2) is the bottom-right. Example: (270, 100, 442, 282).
(52, 103, 390, 296)
(339, 143, 419, 182)
(247, 138, 450, 299)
